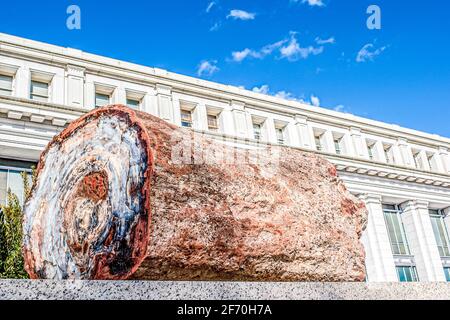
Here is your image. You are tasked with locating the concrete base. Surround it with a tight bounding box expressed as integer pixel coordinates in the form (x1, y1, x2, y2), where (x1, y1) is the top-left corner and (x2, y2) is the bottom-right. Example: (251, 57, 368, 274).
(0, 280, 449, 300)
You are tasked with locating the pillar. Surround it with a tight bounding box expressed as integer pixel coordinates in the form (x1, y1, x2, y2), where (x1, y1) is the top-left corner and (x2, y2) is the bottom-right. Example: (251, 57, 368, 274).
(359, 194, 398, 282)
(400, 200, 446, 282)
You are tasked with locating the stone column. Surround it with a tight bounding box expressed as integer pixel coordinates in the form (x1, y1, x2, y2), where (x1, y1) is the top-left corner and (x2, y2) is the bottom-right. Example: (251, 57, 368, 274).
(359, 194, 397, 282)
(438, 147, 450, 174)
(265, 117, 277, 144)
(342, 132, 355, 156)
(373, 140, 386, 162)
(114, 87, 127, 105)
(391, 143, 404, 166)
(350, 127, 369, 158)
(219, 105, 235, 136)
(193, 102, 208, 131)
(397, 138, 414, 167)
(323, 130, 335, 153)
(15, 66, 30, 99)
(156, 84, 173, 123)
(285, 121, 300, 147)
(231, 101, 250, 139)
(294, 115, 313, 149)
(443, 208, 450, 248)
(400, 200, 446, 282)
(143, 89, 158, 116)
(65, 65, 85, 109)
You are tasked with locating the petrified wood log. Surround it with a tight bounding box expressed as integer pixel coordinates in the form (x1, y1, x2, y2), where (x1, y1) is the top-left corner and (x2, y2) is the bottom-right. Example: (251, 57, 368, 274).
(23, 105, 368, 281)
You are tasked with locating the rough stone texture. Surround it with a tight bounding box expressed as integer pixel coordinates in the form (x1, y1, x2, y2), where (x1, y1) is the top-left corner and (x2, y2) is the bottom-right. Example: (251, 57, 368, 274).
(23, 105, 368, 281)
(1, 280, 449, 300)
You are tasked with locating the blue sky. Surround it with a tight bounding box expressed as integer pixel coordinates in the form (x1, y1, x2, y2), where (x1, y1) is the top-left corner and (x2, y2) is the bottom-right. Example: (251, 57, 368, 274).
(1, 1, 449, 137)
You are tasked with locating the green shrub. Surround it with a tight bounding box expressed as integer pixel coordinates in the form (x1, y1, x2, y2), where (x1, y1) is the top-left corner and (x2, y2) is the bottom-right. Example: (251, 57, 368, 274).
(0, 171, 32, 279)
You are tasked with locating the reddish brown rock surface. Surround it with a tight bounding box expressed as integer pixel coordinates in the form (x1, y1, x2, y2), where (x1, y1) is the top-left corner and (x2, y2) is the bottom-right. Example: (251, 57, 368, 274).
(23, 105, 367, 281)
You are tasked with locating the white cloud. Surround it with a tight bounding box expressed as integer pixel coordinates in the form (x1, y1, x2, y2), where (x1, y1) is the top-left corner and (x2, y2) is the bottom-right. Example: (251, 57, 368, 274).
(252, 85, 270, 95)
(292, 0, 325, 7)
(231, 33, 326, 63)
(310, 95, 320, 107)
(250, 84, 305, 102)
(334, 105, 345, 112)
(231, 48, 253, 62)
(302, 0, 325, 6)
(231, 39, 286, 62)
(274, 91, 304, 102)
(315, 37, 335, 45)
(227, 9, 256, 20)
(209, 22, 220, 32)
(197, 60, 219, 76)
(280, 33, 324, 61)
(356, 43, 387, 63)
(206, 1, 215, 13)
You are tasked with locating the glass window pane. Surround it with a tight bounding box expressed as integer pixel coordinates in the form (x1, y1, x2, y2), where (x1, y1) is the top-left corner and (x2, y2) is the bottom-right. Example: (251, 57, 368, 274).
(126, 98, 140, 109)
(181, 110, 192, 127)
(397, 266, 418, 282)
(276, 128, 284, 144)
(444, 268, 450, 282)
(384, 206, 410, 255)
(0, 169, 7, 205)
(95, 93, 110, 107)
(207, 115, 218, 131)
(8, 170, 24, 205)
(31, 81, 48, 96)
(253, 123, 261, 140)
(430, 210, 450, 257)
(397, 267, 406, 282)
(0, 74, 13, 90)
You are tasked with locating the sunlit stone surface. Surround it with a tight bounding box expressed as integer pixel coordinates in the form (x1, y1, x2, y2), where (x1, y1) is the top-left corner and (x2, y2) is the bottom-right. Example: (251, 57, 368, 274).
(23, 105, 368, 281)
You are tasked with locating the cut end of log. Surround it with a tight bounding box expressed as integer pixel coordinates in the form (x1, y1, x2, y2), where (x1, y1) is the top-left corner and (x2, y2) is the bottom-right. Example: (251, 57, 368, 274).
(23, 105, 153, 280)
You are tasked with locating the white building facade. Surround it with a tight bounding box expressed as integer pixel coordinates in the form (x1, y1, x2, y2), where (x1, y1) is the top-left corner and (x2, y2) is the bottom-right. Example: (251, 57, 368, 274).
(0, 33, 449, 283)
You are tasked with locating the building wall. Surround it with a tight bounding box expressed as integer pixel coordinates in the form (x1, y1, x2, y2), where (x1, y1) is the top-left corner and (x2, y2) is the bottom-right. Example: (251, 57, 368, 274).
(1, 33, 450, 282)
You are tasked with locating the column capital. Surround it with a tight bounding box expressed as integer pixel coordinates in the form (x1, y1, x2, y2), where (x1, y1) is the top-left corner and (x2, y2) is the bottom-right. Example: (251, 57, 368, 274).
(155, 84, 172, 95)
(230, 100, 246, 111)
(66, 64, 85, 76)
(397, 137, 408, 146)
(294, 114, 308, 124)
(438, 146, 449, 154)
(349, 127, 362, 135)
(358, 193, 382, 205)
(400, 199, 429, 212)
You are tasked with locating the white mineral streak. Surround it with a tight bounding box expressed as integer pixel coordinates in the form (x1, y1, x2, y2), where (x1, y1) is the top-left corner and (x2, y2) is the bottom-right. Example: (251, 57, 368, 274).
(23, 115, 148, 279)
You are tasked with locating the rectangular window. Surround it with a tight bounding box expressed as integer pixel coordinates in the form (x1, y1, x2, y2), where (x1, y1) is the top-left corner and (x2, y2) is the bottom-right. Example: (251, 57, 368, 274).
(314, 135, 322, 151)
(444, 267, 450, 282)
(126, 98, 140, 109)
(427, 154, 436, 171)
(30, 80, 49, 102)
(207, 114, 219, 132)
(396, 266, 418, 282)
(367, 144, 375, 160)
(0, 168, 32, 206)
(334, 138, 342, 155)
(95, 93, 110, 108)
(0, 74, 13, 96)
(384, 146, 394, 164)
(276, 128, 285, 145)
(429, 209, 450, 257)
(253, 123, 262, 141)
(181, 109, 193, 128)
(383, 204, 411, 256)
